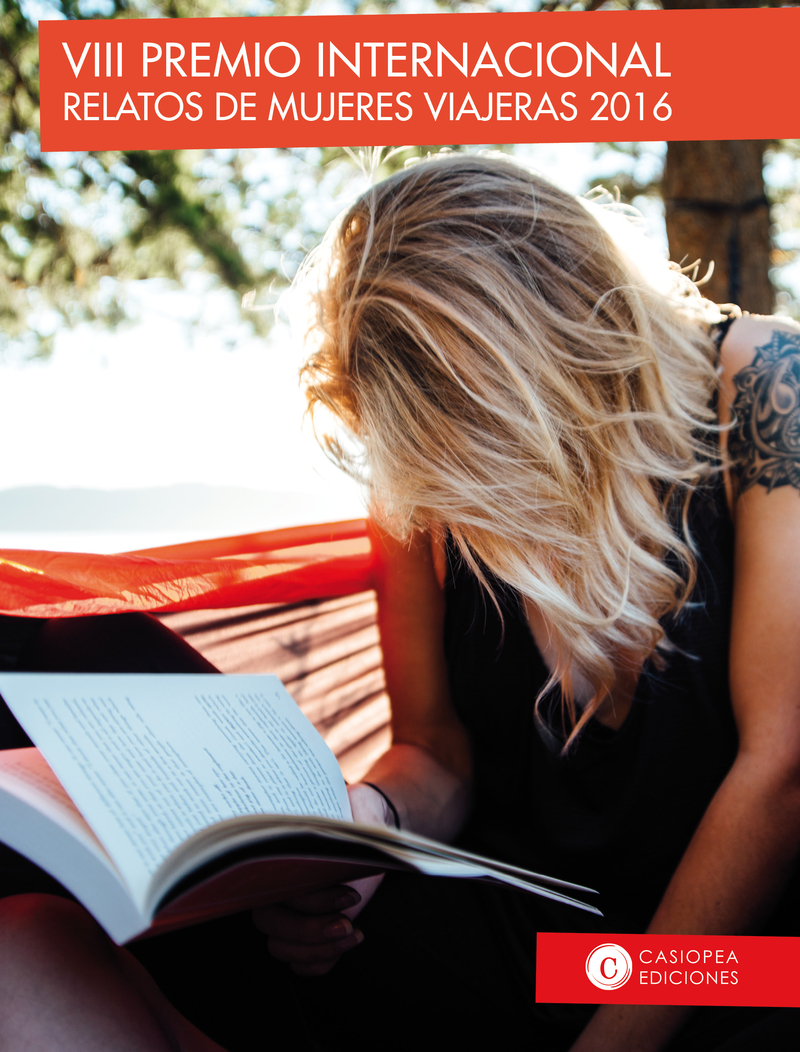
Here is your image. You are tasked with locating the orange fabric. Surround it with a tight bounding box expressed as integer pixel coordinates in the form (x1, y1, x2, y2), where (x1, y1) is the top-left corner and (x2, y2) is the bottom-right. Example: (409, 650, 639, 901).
(0, 520, 375, 618)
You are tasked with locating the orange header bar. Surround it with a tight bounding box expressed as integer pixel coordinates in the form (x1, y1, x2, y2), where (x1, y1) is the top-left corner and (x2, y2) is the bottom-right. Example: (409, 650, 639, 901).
(39, 9, 798, 149)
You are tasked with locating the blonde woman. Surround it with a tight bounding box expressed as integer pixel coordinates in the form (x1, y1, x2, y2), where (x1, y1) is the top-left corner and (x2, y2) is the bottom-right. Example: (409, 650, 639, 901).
(0, 153, 798, 1051)
(257, 153, 800, 1051)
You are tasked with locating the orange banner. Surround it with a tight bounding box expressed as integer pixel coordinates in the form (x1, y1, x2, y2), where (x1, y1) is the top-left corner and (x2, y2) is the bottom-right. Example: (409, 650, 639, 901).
(39, 9, 800, 149)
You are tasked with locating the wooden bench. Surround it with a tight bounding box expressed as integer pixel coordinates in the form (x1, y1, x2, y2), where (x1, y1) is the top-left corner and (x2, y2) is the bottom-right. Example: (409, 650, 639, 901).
(159, 593, 390, 783)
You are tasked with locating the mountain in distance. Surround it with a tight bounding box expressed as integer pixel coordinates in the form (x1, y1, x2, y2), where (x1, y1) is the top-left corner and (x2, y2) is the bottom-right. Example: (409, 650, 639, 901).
(0, 484, 363, 538)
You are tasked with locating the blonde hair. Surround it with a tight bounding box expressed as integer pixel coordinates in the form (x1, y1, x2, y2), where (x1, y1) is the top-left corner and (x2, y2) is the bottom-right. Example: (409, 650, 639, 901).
(302, 152, 721, 746)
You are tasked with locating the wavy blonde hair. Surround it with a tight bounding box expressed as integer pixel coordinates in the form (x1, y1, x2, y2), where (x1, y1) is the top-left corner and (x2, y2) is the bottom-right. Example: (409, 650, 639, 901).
(301, 152, 721, 746)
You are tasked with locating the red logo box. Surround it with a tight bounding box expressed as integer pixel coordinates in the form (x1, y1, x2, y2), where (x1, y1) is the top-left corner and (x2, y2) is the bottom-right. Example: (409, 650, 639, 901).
(537, 933, 800, 1007)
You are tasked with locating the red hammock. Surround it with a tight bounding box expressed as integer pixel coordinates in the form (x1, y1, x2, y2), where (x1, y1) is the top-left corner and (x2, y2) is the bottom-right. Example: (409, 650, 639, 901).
(0, 520, 374, 618)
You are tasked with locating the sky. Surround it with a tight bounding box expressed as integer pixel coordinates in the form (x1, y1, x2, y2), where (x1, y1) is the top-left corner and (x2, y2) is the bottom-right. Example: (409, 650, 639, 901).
(1, 284, 336, 493)
(0, 281, 366, 548)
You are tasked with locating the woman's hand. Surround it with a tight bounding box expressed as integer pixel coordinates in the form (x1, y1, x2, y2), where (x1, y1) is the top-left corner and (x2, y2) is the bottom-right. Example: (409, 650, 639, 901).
(253, 523, 473, 976)
(251, 783, 389, 976)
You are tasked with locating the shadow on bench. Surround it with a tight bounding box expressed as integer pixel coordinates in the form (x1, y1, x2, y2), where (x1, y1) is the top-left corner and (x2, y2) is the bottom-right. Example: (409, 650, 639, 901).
(159, 590, 390, 784)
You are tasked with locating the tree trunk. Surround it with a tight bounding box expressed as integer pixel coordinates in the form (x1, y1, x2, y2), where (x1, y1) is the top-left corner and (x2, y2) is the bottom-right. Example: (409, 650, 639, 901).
(662, 140, 772, 314)
(658, 0, 774, 313)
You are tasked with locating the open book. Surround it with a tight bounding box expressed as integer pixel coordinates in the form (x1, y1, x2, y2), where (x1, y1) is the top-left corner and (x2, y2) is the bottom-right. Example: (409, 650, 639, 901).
(0, 673, 599, 943)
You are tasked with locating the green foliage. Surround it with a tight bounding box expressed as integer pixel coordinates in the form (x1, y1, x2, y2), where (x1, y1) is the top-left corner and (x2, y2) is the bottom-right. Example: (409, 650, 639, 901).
(2, 0, 503, 357)
(1, 0, 334, 356)
(765, 140, 800, 318)
(0, 0, 488, 357)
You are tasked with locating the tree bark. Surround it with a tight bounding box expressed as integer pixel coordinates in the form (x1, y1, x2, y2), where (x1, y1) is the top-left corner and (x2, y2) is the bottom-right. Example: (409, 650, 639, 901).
(658, 0, 774, 313)
(662, 140, 772, 314)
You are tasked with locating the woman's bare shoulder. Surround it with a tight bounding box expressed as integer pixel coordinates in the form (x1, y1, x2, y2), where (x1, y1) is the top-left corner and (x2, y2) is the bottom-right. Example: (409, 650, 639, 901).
(717, 314, 800, 501)
(718, 314, 800, 383)
(367, 520, 445, 592)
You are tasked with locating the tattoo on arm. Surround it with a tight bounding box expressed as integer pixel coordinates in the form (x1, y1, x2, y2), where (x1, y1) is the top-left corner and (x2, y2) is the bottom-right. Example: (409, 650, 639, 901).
(729, 329, 800, 494)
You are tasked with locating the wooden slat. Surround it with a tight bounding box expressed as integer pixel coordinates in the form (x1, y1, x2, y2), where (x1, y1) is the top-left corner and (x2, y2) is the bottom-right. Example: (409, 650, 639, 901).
(159, 591, 390, 783)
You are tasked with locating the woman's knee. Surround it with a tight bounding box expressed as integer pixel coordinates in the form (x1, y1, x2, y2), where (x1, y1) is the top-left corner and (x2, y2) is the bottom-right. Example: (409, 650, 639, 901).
(0, 894, 219, 1051)
(0, 893, 117, 1019)
(0, 893, 104, 966)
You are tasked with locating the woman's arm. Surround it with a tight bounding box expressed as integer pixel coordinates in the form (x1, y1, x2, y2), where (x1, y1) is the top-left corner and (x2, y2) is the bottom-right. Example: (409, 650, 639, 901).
(254, 520, 472, 973)
(570, 317, 800, 1051)
(354, 520, 472, 840)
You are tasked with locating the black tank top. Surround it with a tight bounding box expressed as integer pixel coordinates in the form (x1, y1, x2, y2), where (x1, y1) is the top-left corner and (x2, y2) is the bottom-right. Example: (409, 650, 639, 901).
(443, 474, 739, 934)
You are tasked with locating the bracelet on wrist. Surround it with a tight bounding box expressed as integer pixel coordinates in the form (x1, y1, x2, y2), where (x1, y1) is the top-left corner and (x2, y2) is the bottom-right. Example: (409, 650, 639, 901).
(362, 781, 401, 829)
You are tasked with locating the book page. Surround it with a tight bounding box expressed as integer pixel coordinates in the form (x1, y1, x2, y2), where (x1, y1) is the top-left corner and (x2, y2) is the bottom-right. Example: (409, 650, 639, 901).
(0, 747, 150, 942)
(0, 674, 351, 903)
(0, 747, 113, 866)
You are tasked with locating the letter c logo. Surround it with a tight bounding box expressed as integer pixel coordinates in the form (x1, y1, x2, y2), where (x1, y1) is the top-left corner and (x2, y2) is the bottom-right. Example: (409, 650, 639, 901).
(600, 957, 618, 979)
(586, 944, 633, 990)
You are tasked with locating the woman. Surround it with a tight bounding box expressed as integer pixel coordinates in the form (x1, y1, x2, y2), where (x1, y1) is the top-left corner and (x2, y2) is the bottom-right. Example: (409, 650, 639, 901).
(1, 152, 799, 1051)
